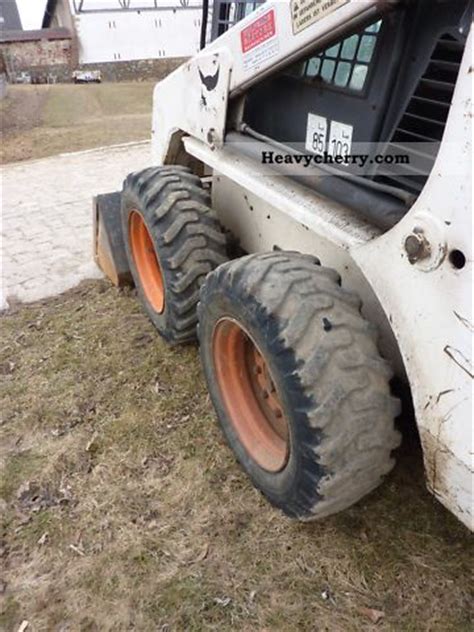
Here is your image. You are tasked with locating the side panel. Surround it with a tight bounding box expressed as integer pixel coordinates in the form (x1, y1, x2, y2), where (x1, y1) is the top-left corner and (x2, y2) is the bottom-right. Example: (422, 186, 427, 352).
(352, 31, 473, 528)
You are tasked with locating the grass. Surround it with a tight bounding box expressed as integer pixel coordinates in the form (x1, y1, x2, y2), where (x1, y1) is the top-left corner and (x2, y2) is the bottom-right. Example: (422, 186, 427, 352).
(0, 83, 155, 164)
(0, 281, 472, 631)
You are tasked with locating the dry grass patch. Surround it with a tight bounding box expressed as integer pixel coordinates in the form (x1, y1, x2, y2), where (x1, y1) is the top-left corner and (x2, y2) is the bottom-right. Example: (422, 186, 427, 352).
(1, 281, 472, 631)
(0, 83, 154, 164)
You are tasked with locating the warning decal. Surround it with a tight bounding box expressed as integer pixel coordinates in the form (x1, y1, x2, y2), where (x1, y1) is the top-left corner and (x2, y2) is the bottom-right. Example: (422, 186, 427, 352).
(241, 9, 276, 53)
(241, 9, 279, 72)
(291, 0, 349, 35)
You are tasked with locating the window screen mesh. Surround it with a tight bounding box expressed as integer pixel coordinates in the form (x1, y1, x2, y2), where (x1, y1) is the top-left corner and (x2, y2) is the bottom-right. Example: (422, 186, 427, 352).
(288, 20, 382, 92)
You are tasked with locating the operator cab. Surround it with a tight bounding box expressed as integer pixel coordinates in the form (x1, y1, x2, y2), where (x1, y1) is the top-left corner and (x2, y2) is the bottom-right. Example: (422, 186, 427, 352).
(238, 0, 471, 230)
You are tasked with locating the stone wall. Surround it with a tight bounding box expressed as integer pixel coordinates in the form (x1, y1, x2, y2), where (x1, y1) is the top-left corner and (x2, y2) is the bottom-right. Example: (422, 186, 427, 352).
(77, 57, 185, 83)
(0, 41, 185, 84)
(0, 37, 74, 83)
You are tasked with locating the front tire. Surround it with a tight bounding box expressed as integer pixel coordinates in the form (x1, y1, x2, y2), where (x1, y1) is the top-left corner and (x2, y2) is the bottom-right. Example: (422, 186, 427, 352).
(198, 252, 401, 519)
(121, 166, 227, 344)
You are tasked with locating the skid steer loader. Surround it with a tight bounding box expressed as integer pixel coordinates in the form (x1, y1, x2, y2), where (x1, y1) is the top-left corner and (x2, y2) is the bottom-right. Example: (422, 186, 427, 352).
(94, 0, 473, 529)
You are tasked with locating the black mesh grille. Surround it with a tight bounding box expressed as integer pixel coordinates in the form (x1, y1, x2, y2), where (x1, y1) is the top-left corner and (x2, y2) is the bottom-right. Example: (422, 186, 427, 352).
(375, 34, 464, 195)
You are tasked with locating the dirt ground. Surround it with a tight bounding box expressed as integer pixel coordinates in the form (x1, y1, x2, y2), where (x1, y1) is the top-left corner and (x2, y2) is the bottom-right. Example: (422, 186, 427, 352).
(0, 83, 154, 164)
(0, 281, 472, 632)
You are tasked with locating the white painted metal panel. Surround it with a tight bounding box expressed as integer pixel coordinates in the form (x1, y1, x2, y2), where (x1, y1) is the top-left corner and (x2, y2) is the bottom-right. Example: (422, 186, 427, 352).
(72, 4, 202, 63)
(353, 30, 473, 530)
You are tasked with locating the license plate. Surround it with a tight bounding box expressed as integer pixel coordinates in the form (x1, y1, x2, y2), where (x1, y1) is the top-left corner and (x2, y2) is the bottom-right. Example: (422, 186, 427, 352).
(305, 113, 328, 156)
(305, 114, 353, 162)
(328, 120, 353, 160)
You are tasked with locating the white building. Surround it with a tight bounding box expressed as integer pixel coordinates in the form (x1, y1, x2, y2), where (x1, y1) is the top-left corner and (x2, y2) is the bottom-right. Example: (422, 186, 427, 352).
(43, 0, 203, 64)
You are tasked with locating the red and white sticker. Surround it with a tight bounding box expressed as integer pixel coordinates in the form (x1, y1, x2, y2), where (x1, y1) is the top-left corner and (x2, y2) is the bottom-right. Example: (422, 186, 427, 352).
(241, 9, 279, 72)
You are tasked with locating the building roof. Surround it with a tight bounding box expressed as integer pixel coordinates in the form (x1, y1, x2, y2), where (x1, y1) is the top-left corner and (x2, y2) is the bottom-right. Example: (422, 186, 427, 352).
(0, 27, 71, 43)
(0, 0, 22, 31)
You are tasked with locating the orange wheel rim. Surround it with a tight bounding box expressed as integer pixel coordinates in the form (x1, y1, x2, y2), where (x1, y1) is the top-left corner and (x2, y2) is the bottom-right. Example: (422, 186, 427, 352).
(213, 318, 289, 473)
(129, 211, 165, 314)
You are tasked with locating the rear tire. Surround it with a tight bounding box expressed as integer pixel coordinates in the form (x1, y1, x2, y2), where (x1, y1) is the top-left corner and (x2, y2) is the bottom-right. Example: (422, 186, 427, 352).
(198, 252, 401, 519)
(121, 166, 227, 344)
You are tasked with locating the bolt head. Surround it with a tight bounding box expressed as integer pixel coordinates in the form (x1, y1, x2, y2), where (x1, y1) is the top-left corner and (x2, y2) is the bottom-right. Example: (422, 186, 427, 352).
(404, 231, 431, 263)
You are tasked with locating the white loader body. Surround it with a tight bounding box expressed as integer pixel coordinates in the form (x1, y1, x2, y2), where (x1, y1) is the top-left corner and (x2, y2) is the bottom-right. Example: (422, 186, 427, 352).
(150, 0, 473, 529)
